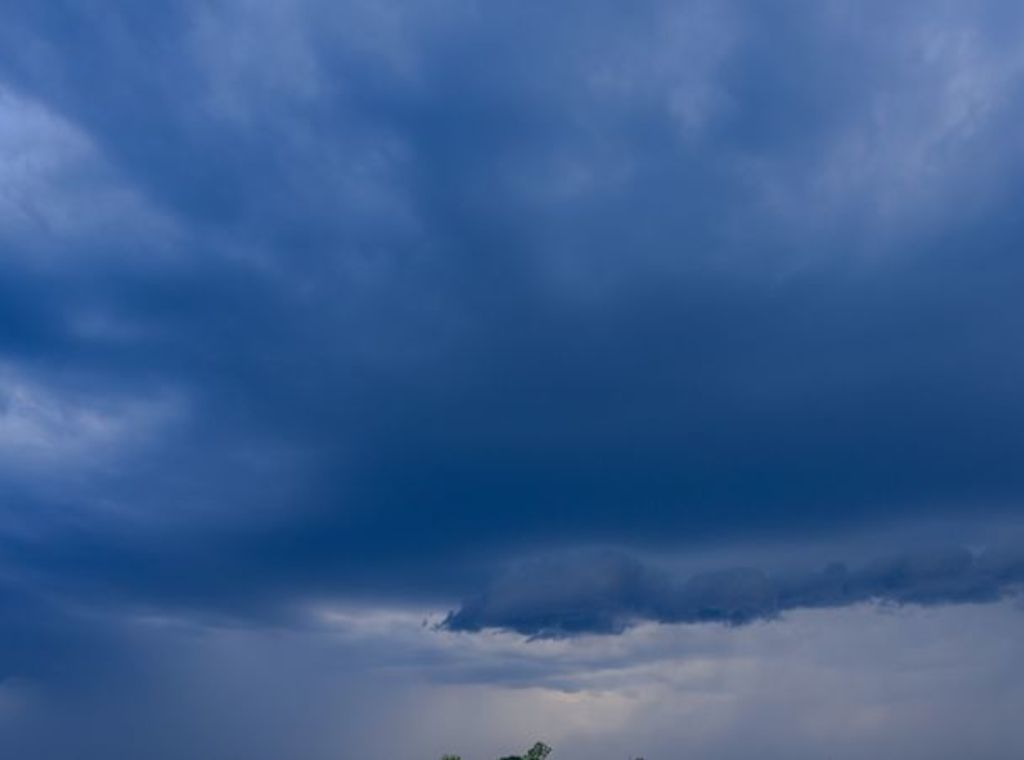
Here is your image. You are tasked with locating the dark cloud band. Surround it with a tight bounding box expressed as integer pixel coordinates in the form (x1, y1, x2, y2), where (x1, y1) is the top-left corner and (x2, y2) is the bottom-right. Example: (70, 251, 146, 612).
(444, 547, 1024, 637)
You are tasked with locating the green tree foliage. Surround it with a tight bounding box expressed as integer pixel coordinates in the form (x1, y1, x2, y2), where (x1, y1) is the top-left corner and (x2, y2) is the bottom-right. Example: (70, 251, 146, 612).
(441, 740, 555, 760)
(498, 741, 552, 760)
(439, 742, 643, 759)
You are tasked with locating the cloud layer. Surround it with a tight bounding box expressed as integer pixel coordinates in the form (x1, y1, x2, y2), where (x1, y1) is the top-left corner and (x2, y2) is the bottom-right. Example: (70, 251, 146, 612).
(445, 547, 1024, 636)
(2, 2, 1024, 617)
(3, 1, 1024, 756)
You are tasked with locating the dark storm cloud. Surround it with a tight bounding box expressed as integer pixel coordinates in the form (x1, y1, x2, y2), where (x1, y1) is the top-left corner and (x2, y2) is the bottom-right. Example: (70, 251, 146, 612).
(6, 3, 1024, 758)
(444, 547, 1024, 637)
(1, 0, 1024, 638)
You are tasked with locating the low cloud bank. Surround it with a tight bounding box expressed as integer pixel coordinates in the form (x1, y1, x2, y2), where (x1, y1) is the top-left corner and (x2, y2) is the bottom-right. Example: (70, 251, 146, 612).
(444, 547, 1024, 637)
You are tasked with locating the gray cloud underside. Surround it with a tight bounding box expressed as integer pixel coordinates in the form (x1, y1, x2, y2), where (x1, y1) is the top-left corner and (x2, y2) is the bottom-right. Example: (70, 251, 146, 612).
(445, 547, 1024, 637)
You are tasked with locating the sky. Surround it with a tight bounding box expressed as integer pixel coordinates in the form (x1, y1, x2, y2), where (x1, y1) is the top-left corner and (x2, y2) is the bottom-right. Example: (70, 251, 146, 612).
(2, 1, 1024, 758)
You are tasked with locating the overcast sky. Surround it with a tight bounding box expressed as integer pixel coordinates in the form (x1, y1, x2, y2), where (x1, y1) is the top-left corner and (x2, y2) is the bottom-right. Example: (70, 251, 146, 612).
(3, 2, 1024, 758)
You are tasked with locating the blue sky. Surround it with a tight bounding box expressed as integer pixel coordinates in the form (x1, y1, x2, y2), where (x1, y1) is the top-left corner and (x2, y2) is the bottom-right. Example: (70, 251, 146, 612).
(3, 2, 1024, 758)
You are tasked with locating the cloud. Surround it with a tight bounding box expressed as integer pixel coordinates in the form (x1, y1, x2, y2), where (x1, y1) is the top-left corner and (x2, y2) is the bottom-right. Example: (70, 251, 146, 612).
(0, 0, 1020, 635)
(5, 598, 1024, 759)
(444, 547, 1024, 637)
(0, 86, 177, 258)
(4, 2, 1024, 757)
(0, 365, 182, 474)
(1, 6, 1024, 746)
